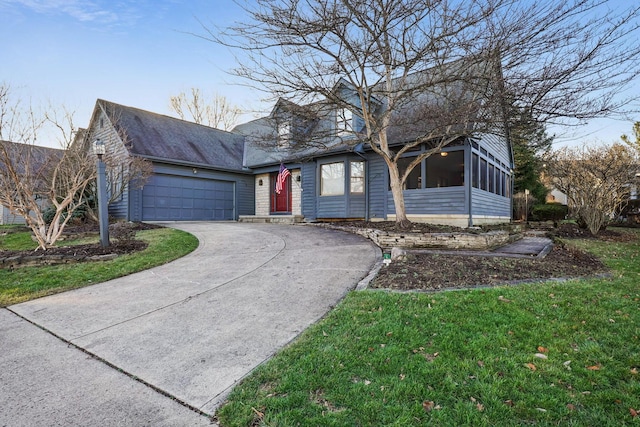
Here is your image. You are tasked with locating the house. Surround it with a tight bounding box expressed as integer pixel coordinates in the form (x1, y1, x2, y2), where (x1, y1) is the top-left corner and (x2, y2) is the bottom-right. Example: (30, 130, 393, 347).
(0, 141, 63, 225)
(84, 68, 513, 226)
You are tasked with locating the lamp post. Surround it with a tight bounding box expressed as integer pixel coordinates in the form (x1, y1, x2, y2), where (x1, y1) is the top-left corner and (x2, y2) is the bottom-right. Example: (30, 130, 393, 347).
(93, 138, 109, 247)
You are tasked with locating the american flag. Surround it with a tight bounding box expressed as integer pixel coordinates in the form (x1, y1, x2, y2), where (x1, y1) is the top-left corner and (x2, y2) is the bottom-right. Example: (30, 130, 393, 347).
(275, 163, 291, 194)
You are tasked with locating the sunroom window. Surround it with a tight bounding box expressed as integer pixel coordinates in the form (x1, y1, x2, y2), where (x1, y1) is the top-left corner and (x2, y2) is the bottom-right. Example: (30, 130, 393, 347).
(397, 156, 421, 190)
(426, 151, 464, 187)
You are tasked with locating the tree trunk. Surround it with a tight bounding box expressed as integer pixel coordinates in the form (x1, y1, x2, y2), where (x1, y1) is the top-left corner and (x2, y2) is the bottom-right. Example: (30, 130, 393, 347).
(386, 159, 412, 230)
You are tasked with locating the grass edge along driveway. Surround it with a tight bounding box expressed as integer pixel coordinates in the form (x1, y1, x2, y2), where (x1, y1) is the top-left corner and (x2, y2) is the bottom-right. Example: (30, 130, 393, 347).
(0, 227, 199, 307)
(217, 229, 640, 427)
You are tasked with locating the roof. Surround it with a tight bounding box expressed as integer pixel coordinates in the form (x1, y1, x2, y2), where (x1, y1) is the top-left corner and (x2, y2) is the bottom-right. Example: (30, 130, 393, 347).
(0, 140, 64, 176)
(236, 56, 507, 168)
(97, 100, 246, 171)
(234, 115, 353, 169)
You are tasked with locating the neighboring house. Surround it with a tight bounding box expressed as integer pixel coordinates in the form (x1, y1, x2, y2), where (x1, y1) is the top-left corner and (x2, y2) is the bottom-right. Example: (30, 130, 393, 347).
(0, 141, 63, 225)
(84, 77, 513, 226)
(546, 188, 568, 205)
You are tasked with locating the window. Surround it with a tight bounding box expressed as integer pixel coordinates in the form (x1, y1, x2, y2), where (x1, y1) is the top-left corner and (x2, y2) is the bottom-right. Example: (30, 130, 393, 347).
(321, 162, 344, 195)
(397, 156, 422, 190)
(426, 151, 464, 188)
(277, 120, 290, 147)
(350, 161, 364, 193)
(472, 153, 479, 188)
(480, 158, 488, 191)
(337, 108, 353, 133)
(488, 164, 495, 193)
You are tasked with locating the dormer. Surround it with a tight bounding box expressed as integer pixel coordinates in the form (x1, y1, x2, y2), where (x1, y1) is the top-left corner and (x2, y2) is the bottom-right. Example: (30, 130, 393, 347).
(331, 78, 381, 136)
(270, 98, 320, 148)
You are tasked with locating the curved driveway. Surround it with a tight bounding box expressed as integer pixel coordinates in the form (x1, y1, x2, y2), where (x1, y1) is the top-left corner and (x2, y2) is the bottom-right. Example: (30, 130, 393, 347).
(3, 222, 379, 425)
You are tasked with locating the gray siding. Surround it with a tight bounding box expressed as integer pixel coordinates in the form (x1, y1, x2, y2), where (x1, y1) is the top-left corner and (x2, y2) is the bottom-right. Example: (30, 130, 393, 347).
(317, 195, 347, 218)
(477, 134, 512, 167)
(366, 155, 388, 220)
(348, 195, 366, 217)
(108, 186, 129, 220)
(471, 188, 511, 217)
(386, 187, 466, 215)
(301, 163, 317, 220)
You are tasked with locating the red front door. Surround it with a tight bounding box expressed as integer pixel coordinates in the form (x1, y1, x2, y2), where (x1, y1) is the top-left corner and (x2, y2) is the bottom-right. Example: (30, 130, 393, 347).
(271, 172, 292, 213)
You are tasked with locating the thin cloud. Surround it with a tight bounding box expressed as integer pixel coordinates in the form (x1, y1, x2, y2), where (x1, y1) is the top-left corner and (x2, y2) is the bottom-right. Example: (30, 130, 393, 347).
(5, 0, 121, 25)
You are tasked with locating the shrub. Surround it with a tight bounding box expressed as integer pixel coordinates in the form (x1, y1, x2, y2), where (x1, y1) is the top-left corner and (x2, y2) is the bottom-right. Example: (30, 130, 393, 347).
(530, 203, 568, 223)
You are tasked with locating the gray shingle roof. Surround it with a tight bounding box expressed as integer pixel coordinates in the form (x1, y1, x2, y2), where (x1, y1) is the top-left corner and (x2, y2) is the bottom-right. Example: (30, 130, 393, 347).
(0, 140, 64, 176)
(234, 116, 353, 168)
(99, 100, 246, 171)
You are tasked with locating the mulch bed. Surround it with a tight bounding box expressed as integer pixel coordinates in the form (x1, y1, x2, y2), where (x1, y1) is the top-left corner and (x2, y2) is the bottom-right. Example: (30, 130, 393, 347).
(553, 223, 637, 242)
(354, 222, 622, 292)
(370, 245, 608, 291)
(0, 222, 159, 259)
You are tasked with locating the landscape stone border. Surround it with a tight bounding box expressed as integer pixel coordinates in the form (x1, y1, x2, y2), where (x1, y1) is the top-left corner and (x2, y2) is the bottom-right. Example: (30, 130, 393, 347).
(317, 223, 523, 250)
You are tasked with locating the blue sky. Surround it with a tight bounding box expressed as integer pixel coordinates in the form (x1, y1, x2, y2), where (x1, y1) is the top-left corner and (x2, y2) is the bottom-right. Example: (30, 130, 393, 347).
(1, 0, 638, 147)
(1, 0, 262, 146)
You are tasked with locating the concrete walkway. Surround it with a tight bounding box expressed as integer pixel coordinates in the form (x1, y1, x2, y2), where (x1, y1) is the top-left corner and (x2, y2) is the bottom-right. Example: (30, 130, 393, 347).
(2, 222, 379, 426)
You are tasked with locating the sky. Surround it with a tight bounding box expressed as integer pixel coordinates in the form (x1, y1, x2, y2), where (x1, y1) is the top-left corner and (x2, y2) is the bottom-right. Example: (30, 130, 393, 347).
(1, 0, 638, 148)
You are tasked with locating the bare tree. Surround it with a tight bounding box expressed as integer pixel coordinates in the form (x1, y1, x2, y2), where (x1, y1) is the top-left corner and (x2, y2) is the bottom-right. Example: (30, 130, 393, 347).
(208, 0, 640, 228)
(169, 88, 242, 130)
(545, 143, 638, 235)
(0, 84, 95, 249)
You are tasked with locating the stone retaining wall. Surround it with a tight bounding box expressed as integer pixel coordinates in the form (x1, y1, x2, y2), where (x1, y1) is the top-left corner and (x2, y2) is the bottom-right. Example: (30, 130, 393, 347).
(322, 225, 521, 250)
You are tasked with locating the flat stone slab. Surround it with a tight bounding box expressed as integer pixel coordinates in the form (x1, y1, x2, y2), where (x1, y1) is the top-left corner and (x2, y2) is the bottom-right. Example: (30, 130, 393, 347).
(492, 237, 554, 257)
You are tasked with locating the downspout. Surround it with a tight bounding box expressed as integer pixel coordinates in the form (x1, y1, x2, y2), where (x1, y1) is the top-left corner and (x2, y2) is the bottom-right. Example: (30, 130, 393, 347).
(354, 143, 369, 221)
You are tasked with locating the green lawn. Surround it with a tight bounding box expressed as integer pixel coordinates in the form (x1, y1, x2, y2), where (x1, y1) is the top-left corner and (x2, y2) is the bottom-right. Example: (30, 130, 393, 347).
(0, 227, 199, 307)
(216, 229, 640, 426)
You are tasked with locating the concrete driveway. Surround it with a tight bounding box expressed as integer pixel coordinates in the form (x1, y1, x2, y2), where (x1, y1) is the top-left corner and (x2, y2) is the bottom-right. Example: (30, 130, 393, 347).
(1, 222, 379, 426)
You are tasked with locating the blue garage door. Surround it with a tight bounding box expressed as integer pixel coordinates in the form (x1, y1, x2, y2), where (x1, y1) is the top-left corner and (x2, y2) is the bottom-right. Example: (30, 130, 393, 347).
(142, 174, 235, 221)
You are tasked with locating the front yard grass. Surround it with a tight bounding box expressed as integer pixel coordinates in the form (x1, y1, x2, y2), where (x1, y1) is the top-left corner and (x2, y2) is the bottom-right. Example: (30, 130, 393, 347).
(216, 229, 640, 426)
(0, 227, 198, 306)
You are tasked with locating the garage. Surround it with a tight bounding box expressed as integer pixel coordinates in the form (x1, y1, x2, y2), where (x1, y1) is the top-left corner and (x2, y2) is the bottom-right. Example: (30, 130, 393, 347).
(141, 174, 235, 221)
